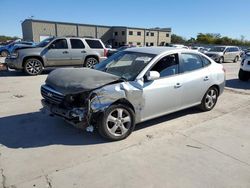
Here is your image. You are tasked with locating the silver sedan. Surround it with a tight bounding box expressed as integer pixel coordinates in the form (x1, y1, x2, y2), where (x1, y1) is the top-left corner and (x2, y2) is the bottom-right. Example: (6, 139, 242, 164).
(41, 47, 225, 141)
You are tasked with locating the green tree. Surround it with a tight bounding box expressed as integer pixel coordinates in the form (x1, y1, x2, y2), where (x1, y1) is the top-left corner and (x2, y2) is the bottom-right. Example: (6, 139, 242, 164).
(171, 34, 186, 44)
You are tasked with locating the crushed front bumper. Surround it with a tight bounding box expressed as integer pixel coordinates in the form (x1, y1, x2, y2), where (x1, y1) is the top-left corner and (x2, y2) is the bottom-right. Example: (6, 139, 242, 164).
(41, 99, 88, 129)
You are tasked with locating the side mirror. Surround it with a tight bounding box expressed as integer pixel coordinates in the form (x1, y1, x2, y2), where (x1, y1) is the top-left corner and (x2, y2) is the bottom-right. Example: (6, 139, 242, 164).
(147, 71, 160, 81)
(48, 44, 55, 49)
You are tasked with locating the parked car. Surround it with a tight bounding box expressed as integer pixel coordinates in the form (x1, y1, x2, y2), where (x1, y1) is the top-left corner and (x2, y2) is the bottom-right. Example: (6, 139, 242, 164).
(107, 45, 134, 57)
(191, 46, 207, 53)
(169, 44, 189, 49)
(0, 40, 34, 57)
(40, 47, 225, 141)
(205, 46, 241, 63)
(6, 37, 108, 75)
(238, 51, 250, 81)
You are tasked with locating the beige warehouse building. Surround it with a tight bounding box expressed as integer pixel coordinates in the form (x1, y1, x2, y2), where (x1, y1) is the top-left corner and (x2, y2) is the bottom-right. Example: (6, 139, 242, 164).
(22, 19, 171, 47)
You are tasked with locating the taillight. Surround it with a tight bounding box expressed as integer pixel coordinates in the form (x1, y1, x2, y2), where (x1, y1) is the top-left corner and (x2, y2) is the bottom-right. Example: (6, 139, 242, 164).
(104, 49, 108, 57)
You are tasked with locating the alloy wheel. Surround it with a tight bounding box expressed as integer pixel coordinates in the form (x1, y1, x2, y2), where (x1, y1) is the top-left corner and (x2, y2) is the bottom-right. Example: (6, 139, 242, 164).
(86, 58, 98, 68)
(25, 59, 43, 75)
(205, 89, 217, 110)
(106, 108, 131, 137)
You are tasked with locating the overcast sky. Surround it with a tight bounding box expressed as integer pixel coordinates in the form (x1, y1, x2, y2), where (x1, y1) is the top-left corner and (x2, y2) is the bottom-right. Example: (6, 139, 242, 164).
(1, 0, 250, 40)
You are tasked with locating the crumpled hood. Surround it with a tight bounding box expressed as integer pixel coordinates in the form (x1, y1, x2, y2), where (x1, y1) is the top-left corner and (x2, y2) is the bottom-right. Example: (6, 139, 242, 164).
(45, 68, 120, 95)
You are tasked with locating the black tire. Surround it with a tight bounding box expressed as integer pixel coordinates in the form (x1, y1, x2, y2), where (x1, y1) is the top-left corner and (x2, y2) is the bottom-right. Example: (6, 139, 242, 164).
(84, 57, 98, 68)
(199, 87, 218, 112)
(24, 58, 43, 76)
(233, 56, 239, 63)
(218, 57, 224, 64)
(1, 50, 9, 57)
(98, 104, 135, 141)
(238, 69, 250, 81)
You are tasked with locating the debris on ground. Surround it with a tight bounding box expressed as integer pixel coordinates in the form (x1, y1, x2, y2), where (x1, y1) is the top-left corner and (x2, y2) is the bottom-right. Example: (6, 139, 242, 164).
(0, 63, 7, 71)
(13, 94, 24, 98)
(146, 134, 154, 139)
(86, 125, 94, 132)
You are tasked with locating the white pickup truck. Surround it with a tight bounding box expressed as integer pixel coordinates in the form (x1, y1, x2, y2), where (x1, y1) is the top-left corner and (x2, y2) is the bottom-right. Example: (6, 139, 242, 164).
(239, 52, 250, 81)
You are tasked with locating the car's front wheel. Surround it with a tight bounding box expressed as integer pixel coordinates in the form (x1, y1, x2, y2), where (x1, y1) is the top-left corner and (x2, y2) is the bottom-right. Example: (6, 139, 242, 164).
(1, 50, 9, 57)
(24, 58, 43, 76)
(199, 87, 218, 111)
(98, 104, 135, 141)
(84, 57, 98, 68)
(238, 69, 250, 81)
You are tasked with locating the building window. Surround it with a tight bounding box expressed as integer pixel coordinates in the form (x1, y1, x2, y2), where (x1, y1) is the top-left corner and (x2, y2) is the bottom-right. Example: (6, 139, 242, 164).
(146, 42, 149, 46)
(137, 42, 141, 46)
(114, 32, 118, 36)
(137, 31, 141, 36)
(151, 32, 154, 36)
(150, 42, 154, 46)
(122, 42, 125, 45)
(115, 42, 118, 47)
(146, 32, 149, 36)
(128, 42, 133, 45)
(129, 31, 133, 35)
(166, 33, 169, 37)
(122, 31, 125, 35)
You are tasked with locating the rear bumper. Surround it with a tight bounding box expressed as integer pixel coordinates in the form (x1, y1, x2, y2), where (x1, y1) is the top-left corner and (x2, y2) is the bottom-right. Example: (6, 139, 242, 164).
(41, 99, 88, 129)
(218, 81, 225, 96)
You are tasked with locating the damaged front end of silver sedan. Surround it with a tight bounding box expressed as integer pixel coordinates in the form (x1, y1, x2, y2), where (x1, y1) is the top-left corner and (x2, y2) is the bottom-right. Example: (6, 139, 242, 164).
(40, 68, 144, 138)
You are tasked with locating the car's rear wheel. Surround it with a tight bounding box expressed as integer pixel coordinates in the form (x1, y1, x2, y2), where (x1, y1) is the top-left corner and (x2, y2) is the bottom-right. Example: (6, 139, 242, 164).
(1, 50, 9, 57)
(84, 57, 98, 68)
(98, 104, 135, 141)
(199, 87, 218, 111)
(218, 57, 224, 64)
(233, 56, 239, 63)
(24, 58, 43, 76)
(238, 69, 250, 81)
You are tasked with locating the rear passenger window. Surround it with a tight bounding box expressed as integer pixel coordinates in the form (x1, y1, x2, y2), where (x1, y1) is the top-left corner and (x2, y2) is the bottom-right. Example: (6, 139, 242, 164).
(181, 53, 203, 72)
(85, 39, 103, 49)
(50, 39, 68, 49)
(201, 56, 211, 67)
(151, 54, 179, 77)
(70, 39, 85, 49)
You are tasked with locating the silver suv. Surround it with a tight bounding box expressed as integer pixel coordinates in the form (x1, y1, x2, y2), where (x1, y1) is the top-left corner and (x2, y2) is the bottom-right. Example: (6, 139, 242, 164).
(205, 46, 241, 63)
(6, 37, 107, 75)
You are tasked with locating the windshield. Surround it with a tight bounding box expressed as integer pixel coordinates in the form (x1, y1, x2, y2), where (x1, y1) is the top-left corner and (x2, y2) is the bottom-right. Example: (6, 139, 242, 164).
(36, 37, 54, 47)
(209, 47, 225, 52)
(95, 51, 155, 81)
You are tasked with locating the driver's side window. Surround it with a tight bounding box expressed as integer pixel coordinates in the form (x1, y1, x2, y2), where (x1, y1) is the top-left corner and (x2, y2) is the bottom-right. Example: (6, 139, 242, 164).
(50, 39, 68, 49)
(151, 53, 179, 78)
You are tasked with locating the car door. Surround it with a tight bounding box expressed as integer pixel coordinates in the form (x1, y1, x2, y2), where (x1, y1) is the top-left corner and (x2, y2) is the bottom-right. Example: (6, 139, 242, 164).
(45, 38, 71, 66)
(141, 53, 182, 121)
(224, 47, 233, 62)
(179, 53, 211, 109)
(70, 38, 87, 66)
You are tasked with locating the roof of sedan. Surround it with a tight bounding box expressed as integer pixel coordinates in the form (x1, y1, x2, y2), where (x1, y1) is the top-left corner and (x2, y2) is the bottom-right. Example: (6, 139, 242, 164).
(125, 47, 188, 55)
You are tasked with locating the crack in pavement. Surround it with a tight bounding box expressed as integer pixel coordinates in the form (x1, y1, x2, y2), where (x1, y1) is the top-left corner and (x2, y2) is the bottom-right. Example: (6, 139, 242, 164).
(1, 168, 7, 188)
(45, 174, 52, 188)
(178, 132, 250, 167)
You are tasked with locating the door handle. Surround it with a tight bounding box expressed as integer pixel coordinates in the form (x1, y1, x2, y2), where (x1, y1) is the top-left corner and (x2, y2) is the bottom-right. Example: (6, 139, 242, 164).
(62, 51, 69, 54)
(81, 50, 86, 53)
(174, 83, 182, 88)
(204, 76, 209, 81)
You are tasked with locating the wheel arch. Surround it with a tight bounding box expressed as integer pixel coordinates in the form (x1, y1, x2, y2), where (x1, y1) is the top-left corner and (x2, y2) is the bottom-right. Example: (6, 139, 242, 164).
(22, 56, 45, 67)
